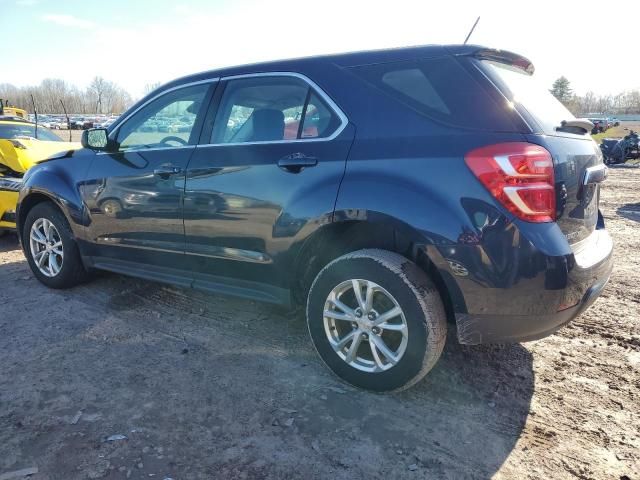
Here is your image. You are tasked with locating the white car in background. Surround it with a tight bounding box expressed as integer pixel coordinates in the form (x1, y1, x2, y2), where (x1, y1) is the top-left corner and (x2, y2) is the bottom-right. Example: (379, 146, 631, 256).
(96, 119, 116, 128)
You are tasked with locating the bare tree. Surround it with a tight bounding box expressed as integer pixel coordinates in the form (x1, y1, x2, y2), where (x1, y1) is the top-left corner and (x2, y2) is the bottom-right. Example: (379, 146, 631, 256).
(144, 82, 162, 95)
(87, 76, 112, 114)
(0, 78, 134, 114)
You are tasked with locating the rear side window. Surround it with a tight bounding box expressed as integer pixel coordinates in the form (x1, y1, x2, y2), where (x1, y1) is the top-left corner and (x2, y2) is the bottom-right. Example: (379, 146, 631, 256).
(211, 76, 342, 144)
(349, 56, 515, 131)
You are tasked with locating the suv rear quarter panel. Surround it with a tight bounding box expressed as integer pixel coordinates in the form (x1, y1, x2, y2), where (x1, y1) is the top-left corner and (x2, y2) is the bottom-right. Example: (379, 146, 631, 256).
(325, 61, 584, 321)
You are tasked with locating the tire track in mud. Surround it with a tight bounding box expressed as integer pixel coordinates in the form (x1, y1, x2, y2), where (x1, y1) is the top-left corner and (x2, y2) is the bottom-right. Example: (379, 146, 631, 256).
(69, 274, 308, 358)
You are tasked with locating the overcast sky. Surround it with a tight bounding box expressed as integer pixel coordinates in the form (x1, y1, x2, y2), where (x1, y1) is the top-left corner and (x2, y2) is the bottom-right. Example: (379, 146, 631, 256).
(3, 0, 637, 99)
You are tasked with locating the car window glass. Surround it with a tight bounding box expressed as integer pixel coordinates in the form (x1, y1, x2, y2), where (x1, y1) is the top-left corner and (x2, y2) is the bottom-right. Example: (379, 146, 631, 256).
(300, 92, 342, 139)
(211, 76, 341, 144)
(382, 68, 450, 115)
(482, 60, 576, 135)
(117, 84, 208, 150)
(0, 124, 61, 142)
(349, 56, 516, 131)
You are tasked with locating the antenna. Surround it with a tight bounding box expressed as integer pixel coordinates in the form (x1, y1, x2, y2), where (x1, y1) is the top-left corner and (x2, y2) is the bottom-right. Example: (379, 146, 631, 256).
(60, 99, 72, 142)
(30, 94, 38, 139)
(463, 16, 480, 45)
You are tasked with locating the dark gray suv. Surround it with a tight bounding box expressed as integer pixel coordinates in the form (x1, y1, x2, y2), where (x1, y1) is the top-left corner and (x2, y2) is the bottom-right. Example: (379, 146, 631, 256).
(16, 44, 613, 391)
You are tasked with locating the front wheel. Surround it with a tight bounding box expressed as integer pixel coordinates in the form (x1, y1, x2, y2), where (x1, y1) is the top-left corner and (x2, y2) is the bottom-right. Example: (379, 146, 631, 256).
(306, 249, 447, 392)
(23, 202, 88, 289)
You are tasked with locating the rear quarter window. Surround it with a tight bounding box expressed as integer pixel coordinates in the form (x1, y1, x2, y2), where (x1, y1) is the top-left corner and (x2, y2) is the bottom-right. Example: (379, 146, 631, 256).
(348, 56, 516, 131)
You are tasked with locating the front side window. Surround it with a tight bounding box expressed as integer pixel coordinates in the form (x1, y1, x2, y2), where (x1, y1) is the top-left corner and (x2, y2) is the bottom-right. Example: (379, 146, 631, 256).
(211, 76, 342, 144)
(116, 83, 209, 150)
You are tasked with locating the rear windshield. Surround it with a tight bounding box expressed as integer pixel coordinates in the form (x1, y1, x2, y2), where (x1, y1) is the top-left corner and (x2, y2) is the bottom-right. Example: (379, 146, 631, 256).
(348, 56, 516, 131)
(480, 60, 576, 135)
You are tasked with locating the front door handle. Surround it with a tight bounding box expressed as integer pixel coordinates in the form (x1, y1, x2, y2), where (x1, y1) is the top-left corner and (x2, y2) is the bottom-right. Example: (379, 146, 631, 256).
(278, 153, 318, 173)
(153, 165, 183, 178)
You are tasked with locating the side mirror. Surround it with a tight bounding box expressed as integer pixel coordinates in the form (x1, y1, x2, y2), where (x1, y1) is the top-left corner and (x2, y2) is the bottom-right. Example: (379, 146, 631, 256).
(81, 128, 109, 150)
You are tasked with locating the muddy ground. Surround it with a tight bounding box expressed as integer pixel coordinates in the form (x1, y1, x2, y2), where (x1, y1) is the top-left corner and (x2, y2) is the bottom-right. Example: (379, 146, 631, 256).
(0, 166, 639, 480)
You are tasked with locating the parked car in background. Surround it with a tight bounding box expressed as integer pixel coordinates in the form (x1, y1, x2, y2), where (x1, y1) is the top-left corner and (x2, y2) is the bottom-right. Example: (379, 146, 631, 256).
(95, 118, 115, 129)
(16, 45, 613, 391)
(49, 119, 66, 130)
(589, 118, 610, 133)
(38, 117, 53, 128)
(0, 115, 80, 235)
(69, 117, 84, 130)
(82, 118, 97, 130)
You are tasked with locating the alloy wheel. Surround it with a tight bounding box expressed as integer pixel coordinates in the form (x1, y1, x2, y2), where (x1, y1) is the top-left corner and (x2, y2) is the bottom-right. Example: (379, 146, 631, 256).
(323, 279, 408, 373)
(29, 218, 64, 277)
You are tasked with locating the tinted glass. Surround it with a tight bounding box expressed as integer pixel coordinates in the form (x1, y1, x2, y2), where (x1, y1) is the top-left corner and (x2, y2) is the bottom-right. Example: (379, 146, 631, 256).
(212, 76, 341, 144)
(349, 56, 515, 131)
(300, 92, 342, 139)
(117, 84, 209, 150)
(0, 124, 62, 142)
(481, 60, 576, 135)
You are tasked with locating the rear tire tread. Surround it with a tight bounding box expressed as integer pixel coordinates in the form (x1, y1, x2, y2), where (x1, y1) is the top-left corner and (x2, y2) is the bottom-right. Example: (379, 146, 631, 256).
(307, 248, 447, 392)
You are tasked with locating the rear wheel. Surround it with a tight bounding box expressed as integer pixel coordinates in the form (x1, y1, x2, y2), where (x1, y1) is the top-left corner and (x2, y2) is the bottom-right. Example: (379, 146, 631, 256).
(23, 202, 88, 288)
(306, 249, 447, 392)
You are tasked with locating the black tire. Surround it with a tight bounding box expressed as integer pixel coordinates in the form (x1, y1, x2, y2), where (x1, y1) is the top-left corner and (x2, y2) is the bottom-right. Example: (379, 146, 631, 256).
(306, 249, 447, 392)
(23, 202, 88, 289)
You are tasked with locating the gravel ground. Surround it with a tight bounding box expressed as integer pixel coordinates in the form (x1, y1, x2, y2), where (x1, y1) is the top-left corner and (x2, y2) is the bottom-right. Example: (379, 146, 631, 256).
(0, 166, 638, 480)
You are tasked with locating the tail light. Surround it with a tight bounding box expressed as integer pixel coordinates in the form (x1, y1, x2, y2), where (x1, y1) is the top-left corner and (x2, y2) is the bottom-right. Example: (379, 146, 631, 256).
(465, 142, 556, 222)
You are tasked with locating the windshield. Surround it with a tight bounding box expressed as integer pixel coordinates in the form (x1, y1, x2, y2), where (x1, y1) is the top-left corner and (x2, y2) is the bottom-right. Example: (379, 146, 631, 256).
(0, 123, 62, 142)
(481, 60, 576, 135)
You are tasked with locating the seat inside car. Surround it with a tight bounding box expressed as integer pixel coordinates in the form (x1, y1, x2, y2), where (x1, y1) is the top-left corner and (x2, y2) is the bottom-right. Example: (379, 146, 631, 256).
(249, 108, 285, 142)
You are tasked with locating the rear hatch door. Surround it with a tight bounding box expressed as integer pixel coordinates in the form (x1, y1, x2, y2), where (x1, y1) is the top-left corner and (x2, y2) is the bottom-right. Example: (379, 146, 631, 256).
(475, 55, 603, 245)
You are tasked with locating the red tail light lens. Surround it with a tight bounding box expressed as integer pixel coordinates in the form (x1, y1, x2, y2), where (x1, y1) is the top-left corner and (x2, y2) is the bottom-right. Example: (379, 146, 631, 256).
(465, 142, 556, 223)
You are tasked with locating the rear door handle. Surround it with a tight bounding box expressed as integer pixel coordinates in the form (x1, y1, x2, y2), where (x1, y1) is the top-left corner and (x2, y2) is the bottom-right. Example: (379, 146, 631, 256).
(153, 165, 183, 178)
(278, 153, 318, 173)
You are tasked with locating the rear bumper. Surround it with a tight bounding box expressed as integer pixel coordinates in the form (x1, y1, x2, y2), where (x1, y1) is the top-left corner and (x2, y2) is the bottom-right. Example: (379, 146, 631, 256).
(456, 269, 611, 344)
(437, 225, 614, 345)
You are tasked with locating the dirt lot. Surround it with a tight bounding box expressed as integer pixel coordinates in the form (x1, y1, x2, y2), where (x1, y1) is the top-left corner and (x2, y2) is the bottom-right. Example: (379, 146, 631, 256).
(0, 167, 639, 480)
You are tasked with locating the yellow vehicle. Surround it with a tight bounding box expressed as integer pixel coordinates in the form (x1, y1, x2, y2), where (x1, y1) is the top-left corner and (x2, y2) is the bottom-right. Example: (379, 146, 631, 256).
(0, 100, 28, 120)
(0, 115, 80, 234)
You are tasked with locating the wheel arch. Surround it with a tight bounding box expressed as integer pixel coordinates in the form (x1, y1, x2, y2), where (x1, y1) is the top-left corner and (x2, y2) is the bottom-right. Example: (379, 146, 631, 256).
(17, 191, 69, 247)
(17, 162, 87, 245)
(291, 215, 461, 324)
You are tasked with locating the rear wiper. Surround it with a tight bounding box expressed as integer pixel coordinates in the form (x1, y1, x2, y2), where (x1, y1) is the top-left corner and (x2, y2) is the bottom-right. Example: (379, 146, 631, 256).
(556, 119, 593, 135)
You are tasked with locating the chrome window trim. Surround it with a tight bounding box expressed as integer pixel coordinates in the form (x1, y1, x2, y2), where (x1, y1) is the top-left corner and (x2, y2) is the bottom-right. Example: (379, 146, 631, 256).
(199, 71, 349, 147)
(104, 77, 219, 152)
(97, 145, 196, 155)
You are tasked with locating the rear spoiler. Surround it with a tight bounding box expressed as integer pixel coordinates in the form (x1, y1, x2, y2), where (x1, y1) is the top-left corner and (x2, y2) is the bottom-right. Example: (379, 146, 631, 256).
(471, 48, 535, 75)
(446, 45, 535, 75)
